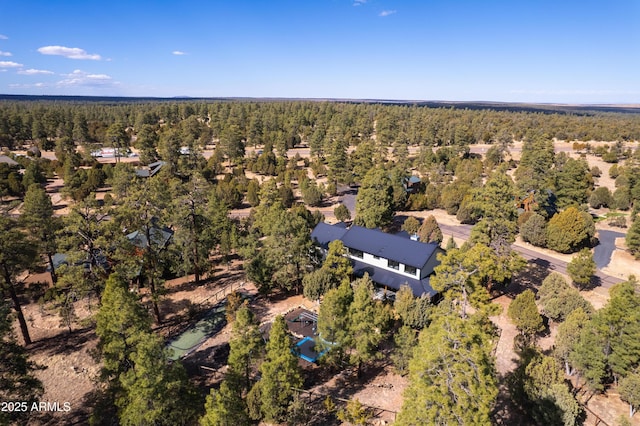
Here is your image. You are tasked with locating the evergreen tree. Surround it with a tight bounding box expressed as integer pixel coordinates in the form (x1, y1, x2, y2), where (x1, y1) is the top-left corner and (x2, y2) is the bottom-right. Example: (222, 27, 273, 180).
(21, 184, 60, 283)
(392, 325, 417, 376)
(317, 280, 354, 361)
(554, 157, 593, 208)
(508, 289, 544, 343)
(254, 315, 302, 423)
(511, 350, 582, 426)
(334, 203, 351, 222)
(546, 207, 594, 253)
(417, 215, 443, 243)
(570, 320, 607, 392)
(171, 175, 216, 286)
(394, 285, 432, 329)
(0, 214, 37, 345)
(0, 300, 43, 425)
(200, 381, 249, 426)
(537, 273, 593, 322)
(554, 308, 590, 376)
(396, 309, 498, 425)
(354, 168, 394, 229)
(303, 240, 352, 300)
(401, 216, 420, 236)
(95, 273, 152, 380)
(595, 279, 640, 384)
(227, 306, 264, 392)
(117, 333, 198, 426)
(619, 371, 640, 418)
(520, 212, 548, 247)
(626, 218, 640, 258)
(567, 248, 596, 289)
(348, 275, 390, 376)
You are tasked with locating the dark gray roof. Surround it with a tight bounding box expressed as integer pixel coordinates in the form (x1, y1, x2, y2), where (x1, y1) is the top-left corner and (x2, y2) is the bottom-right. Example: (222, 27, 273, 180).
(135, 161, 165, 178)
(310, 222, 348, 249)
(0, 155, 19, 166)
(351, 259, 437, 298)
(341, 225, 439, 269)
(126, 226, 173, 250)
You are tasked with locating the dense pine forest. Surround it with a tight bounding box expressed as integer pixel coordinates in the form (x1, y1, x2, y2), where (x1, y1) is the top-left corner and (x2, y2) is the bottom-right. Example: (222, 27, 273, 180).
(2, 98, 640, 425)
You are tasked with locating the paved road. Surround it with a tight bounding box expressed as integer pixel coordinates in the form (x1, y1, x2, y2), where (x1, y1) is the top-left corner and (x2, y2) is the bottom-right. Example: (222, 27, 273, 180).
(439, 223, 624, 289)
(338, 185, 357, 217)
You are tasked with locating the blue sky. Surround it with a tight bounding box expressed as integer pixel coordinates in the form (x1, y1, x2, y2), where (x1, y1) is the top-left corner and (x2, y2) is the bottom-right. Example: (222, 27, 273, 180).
(0, 0, 638, 103)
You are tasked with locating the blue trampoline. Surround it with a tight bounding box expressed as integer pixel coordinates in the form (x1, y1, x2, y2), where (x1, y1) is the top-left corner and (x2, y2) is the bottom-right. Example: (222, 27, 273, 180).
(293, 336, 328, 363)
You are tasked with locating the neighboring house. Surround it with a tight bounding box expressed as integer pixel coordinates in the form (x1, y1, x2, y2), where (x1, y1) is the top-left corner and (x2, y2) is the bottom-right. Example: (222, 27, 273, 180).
(135, 161, 165, 178)
(0, 155, 20, 167)
(402, 175, 422, 194)
(311, 223, 442, 299)
(126, 225, 173, 253)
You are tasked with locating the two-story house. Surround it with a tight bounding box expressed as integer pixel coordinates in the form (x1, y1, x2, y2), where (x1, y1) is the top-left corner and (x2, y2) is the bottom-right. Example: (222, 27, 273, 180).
(311, 222, 442, 299)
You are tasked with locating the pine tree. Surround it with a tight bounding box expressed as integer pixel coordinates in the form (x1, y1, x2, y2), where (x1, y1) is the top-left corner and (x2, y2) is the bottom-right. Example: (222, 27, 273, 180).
(520, 212, 547, 247)
(317, 280, 354, 361)
(392, 325, 417, 376)
(0, 215, 38, 345)
(171, 175, 216, 286)
(96, 273, 152, 380)
(200, 381, 249, 426)
(255, 315, 302, 423)
(0, 300, 43, 425)
(619, 371, 640, 418)
(348, 275, 390, 376)
(394, 285, 432, 329)
(396, 310, 498, 425)
(626, 218, 640, 258)
(508, 289, 544, 344)
(554, 308, 590, 376)
(354, 168, 394, 229)
(227, 306, 264, 393)
(569, 320, 607, 392)
(417, 215, 443, 243)
(594, 279, 640, 384)
(117, 333, 198, 426)
(334, 203, 351, 222)
(546, 207, 594, 253)
(538, 273, 593, 322)
(567, 248, 596, 289)
(21, 184, 60, 283)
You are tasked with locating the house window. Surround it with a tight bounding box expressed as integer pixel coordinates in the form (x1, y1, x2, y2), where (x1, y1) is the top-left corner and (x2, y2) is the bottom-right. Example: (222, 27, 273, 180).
(404, 265, 417, 276)
(373, 255, 380, 260)
(388, 260, 400, 270)
(349, 248, 364, 259)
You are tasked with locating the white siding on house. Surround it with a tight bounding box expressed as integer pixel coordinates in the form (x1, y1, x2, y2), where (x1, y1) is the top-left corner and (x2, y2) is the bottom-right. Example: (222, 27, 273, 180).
(346, 251, 421, 280)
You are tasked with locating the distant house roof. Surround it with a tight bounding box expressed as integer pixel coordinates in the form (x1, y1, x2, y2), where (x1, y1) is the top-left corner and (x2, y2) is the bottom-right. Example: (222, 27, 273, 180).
(340, 225, 439, 269)
(351, 259, 437, 298)
(310, 222, 348, 249)
(0, 155, 19, 166)
(126, 226, 173, 250)
(135, 161, 165, 178)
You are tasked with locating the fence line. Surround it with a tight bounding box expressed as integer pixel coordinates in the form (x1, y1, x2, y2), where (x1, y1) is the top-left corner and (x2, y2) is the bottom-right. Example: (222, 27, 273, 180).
(290, 387, 398, 421)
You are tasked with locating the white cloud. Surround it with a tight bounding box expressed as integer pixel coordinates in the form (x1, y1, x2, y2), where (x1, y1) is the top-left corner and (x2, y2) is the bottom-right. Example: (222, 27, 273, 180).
(9, 82, 47, 89)
(18, 68, 54, 75)
(379, 10, 397, 17)
(0, 34, 7, 40)
(57, 69, 114, 87)
(38, 45, 101, 60)
(172, 50, 187, 55)
(353, 0, 367, 5)
(0, 61, 23, 68)
(0, 51, 11, 57)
